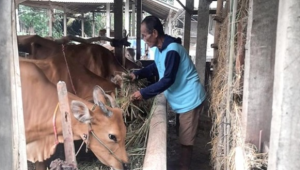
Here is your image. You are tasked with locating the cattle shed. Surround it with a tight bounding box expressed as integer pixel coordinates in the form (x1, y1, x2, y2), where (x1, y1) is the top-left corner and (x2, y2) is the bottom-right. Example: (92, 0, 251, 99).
(1, 0, 300, 170)
(17, 0, 179, 60)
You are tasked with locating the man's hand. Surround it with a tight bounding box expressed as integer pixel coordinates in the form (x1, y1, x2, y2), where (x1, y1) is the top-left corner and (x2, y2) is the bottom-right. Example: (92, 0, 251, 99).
(131, 91, 143, 101)
(123, 73, 136, 81)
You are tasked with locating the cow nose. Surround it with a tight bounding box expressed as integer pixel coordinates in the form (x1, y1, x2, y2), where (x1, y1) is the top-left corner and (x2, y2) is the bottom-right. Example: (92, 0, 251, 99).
(123, 163, 130, 170)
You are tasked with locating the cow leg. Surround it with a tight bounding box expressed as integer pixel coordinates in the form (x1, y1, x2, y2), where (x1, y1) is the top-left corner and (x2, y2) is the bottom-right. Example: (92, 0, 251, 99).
(35, 161, 46, 170)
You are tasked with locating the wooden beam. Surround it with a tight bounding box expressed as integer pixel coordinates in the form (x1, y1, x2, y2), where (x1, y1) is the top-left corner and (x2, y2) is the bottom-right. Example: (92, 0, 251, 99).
(125, 0, 130, 35)
(212, 0, 224, 62)
(114, 0, 123, 61)
(63, 5, 67, 36)
(131, 3, 136, 37)
(195, 0, 211, 85)
(143, 94, 167, 170)
(92, 12, 95, 37)
(136, 0, 142, 60)
(183, 0, 193, 52)
(48, 9, 52, 37)
(81, 13, 84, 37)
(106, 3, 111, 37)
(175, 0, 192, 14)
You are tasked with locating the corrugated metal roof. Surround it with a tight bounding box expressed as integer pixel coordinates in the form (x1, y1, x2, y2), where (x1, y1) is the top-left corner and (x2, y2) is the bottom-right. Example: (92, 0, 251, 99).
(20, 0, 177, 19)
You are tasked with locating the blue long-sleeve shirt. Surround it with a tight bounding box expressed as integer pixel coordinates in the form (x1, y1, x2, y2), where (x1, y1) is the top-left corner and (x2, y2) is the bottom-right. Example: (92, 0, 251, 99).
(133, 35, 181, 99)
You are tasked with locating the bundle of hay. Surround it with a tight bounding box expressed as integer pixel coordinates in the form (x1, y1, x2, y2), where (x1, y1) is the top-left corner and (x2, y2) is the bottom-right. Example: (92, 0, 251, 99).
(116, 76, 154, 169)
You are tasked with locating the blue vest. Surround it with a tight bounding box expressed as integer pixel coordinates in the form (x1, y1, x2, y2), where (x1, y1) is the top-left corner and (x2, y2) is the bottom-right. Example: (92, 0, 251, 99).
(153, 43, 206, 113)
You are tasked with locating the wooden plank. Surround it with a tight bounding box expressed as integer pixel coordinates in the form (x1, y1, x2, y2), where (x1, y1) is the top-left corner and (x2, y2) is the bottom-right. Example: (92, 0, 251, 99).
(143, 94, 167, 170)
(57, 81, 77, 168)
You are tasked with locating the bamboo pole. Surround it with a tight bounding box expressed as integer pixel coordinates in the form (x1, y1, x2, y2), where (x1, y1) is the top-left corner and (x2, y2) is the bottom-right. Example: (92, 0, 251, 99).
(225, 0, 238, 169)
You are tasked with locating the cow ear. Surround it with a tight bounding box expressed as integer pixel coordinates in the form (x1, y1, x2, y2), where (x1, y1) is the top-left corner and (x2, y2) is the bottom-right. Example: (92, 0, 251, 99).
(93, 86, 113, 117)
(71, 100, 92, 124)
(93, 85, 107, 104)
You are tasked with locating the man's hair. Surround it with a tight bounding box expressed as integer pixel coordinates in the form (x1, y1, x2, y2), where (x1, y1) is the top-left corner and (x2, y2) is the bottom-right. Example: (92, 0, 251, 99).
(141, 16, 164, 36)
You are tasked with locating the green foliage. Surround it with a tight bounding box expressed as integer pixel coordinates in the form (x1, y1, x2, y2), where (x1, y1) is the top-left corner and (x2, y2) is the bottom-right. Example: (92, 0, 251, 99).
(18, 5, 109, 38)
(18, 5, 63, 38)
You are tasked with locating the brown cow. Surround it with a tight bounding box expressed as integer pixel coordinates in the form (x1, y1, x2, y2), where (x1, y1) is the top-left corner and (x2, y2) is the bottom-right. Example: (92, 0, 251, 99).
(20, 61, 129, 170)
(20, 55, 120, 101)
(17, 35, 61, 59)
(17, 35, 141, 80)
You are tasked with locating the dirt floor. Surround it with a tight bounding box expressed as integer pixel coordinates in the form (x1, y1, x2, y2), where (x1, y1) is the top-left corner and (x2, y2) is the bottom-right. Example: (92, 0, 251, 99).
(167, 106, 212, 170)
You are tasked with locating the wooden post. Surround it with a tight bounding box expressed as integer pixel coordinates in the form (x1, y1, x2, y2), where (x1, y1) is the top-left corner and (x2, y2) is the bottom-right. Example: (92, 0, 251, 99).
(143, 94, 167, 170)
(195, 0, 211, 85)
(92, 12, 95, 37)
(81, 13, 84, 37)
(49, 9, 53, 37)
(0, 0, 27, 169)
(57, 81, 77, 168)
(106, 3, 111, 37)
(114, 0, 123, 61)
(63, 5, 67, 36)
(125, 0, 130, 34)
(136, 0, 142, 60)
(183, 0, 193, 53)
(131, 3, 136, 37)
(212, 0, 224, 60)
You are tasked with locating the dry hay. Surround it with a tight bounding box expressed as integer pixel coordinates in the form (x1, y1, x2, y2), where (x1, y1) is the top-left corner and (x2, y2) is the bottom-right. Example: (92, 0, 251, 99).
(117, 77, 154, 169)
(209, 0, 268, 169)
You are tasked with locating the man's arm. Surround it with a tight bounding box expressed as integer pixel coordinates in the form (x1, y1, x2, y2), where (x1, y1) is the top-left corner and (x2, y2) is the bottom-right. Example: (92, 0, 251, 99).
(133, 62, 158, 79)
(139, 50, 180, 99)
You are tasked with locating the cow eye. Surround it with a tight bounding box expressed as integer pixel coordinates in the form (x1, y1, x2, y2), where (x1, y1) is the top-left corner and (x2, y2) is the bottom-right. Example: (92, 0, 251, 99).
(109, 134, 117, 142)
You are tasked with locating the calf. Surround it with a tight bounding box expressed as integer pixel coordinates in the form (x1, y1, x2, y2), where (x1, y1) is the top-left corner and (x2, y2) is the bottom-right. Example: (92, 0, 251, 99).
(20, 61, 129, 170)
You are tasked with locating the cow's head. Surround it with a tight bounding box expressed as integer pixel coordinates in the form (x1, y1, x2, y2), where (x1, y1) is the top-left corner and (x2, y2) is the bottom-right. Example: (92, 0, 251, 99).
(70, 86, 129, 170)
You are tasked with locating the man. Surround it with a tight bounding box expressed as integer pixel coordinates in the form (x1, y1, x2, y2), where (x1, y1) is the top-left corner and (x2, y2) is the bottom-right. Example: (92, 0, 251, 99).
(130, 16, 206, 170)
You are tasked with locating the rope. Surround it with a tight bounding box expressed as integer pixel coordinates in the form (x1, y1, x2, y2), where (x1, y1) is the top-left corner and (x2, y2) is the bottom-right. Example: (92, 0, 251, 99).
(75, 140, 86, 157)
(52, 103, 59, 145)
(61, 44, 77, 95)
(90, 128, 123, 164)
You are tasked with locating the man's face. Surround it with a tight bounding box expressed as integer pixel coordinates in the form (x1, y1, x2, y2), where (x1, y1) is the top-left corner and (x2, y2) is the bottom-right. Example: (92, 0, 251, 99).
(141, 23, 157, 48)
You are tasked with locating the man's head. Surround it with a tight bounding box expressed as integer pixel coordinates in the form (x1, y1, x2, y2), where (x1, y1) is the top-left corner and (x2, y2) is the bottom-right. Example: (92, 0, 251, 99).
(141, 16, 165, 48)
